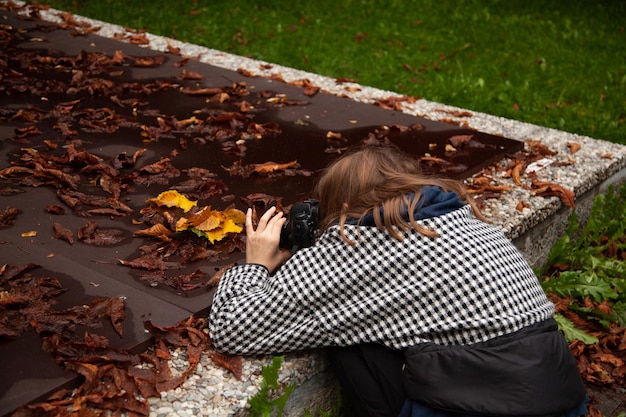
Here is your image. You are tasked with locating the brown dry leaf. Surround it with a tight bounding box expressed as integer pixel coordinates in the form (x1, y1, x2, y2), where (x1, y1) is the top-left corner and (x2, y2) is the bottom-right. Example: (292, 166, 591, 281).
(247, 121, 281, 136)
(179, 206, 222, 231)
(45, 205, 66, 215)
(77, 220, 98, 240)
(566, 142, 582, 153)
(118, 256, 168, 271)
(206, 263, 236, 287)
(466, 176, 512, 194)
(373, 95, 417, 111)
(289, 78, 321, 97)
(0, 206, 19, 228)
(181, 86, 225, 96)
(72, 362, 100, 387)
(237, 67, 255, 77)
(133, 224, 173, 241)
(511, 161, 525, 186)
(208, 351, 243, 380)
(527, 139, 558, 156)
(418, 156, 468, 176)
(180, 69, 204, 80)
(208, 92, 230, 104)
(126, 33, 150, 45)
(81, 228, 126, 246)
(435, 108, 474, 118)
(0, 166, 35, 177)
(448, 134, 473, 148)
(241, 193, 283, 209)
(251, 205, 259, 229)
(252, 160, 298, 174)
(90, 298, 126, 337)
(110, 49, 125, 64)
(587, 362, 615, 384)
(53, 222, 74, 244)
(530, 174, 575, 209)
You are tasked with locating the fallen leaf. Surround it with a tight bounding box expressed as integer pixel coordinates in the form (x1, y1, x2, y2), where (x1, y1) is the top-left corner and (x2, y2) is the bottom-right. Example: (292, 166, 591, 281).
(53, 223, 74, 244)
(527, 139, 558, 156)
(448, 134, 473, 148)
(208, 351, 243, 380)
(566, 142, 581, 153)
(176, 206, 245, 244)
(148, 190, 197, 213)
(530, 174, 575, 209)
(0, 206, 19, 228)
(252, 160, 298, 174)
(133, 224, 173, 241)
(511, 161, 525, 186)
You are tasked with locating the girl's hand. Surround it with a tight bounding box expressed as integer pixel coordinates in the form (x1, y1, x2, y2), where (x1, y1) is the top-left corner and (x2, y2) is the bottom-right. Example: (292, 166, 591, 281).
(245, 206, 291, 273)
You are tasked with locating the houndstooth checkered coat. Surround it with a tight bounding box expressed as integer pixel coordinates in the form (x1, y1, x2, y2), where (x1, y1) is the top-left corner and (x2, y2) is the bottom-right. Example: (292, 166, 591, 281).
(209, 201, 554, 356)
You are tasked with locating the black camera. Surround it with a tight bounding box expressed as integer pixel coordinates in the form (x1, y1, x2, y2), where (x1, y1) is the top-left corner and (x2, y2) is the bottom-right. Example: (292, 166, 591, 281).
(279, 199, 319, 253)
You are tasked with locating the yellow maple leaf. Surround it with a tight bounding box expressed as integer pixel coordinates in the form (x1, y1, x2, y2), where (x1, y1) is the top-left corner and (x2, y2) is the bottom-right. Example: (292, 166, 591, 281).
(175, 217, 189, 232)
(222, 218, 244, 234)
(203, 219, 242, 243)
(148, 190, 197, 212)
(224, 208, 246, 224)
(205, 228, 228, 243)
(175, 206, 245, 243)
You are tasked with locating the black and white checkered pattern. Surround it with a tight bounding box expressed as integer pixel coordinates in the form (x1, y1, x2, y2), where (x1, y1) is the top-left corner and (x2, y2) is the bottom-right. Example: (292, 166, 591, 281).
(209, 205, 554, 355)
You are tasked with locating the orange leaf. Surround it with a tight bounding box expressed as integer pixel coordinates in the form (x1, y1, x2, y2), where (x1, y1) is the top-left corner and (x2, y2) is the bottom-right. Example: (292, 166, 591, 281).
(511, 161, 524, 186)
(566, 142, 581, 153)
(531, 178, 575, 208)
(186, 207, 223, 231)
(133, 224, 172, 241)
(252, 160, 298, 174)
(527, 139, 558, 156)
(176, 206, 245, 243)
(147, 190, 197, 212)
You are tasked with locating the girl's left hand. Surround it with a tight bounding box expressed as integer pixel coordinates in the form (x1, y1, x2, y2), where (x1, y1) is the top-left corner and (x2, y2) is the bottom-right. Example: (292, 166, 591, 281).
(245, 206, 291, 273)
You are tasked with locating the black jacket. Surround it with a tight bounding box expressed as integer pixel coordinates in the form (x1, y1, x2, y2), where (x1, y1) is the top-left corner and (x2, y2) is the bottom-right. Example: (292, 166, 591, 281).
(402, 318, 586, 416)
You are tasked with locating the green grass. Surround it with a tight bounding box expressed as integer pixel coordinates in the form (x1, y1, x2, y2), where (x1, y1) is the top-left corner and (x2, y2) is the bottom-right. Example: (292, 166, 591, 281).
(33, 0, 625, 144)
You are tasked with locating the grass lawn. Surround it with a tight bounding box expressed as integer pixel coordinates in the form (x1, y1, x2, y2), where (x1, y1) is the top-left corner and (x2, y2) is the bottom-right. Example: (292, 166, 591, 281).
(34, 0, 625, 145)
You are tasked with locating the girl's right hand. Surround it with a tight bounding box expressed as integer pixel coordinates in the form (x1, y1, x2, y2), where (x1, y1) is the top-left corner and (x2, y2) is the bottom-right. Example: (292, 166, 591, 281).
(245, 206, 291, 273)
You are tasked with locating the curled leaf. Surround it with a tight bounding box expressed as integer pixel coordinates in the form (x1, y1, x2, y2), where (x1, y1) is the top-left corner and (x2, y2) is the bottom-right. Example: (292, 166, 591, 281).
(133, 224, 173, 241)
(252, 160, 298, 174)
(147, 190, 197, 212)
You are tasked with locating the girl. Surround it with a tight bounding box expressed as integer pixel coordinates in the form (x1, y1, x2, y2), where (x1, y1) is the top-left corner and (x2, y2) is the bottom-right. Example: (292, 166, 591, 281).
(209, 144, 587, 417)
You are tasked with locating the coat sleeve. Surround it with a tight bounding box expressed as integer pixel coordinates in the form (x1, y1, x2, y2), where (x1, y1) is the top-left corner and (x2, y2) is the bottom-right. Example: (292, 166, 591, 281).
(208, 262, 330, 355)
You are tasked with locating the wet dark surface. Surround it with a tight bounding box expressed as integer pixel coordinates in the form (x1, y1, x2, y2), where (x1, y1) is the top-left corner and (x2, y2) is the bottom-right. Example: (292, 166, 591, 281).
(0, 8, 523, 415)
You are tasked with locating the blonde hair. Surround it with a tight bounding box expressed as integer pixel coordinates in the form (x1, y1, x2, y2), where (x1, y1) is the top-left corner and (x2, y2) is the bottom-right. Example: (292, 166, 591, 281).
(313, 144, 484, 244)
